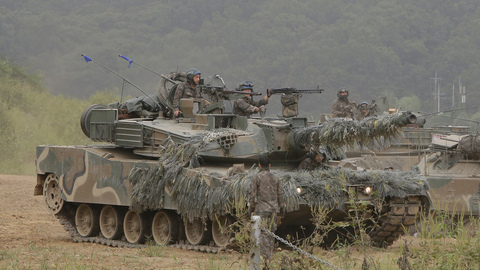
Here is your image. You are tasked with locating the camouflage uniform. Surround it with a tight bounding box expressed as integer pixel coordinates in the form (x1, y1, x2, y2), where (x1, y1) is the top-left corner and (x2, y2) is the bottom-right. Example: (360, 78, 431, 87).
(356, 102, 376, 121)
(173, 82, 202, 111)
(298, 157, 323, 170)
(233, 96, 268, 118)
(249, 167, 285, 262)
(331, 98, 356, 119)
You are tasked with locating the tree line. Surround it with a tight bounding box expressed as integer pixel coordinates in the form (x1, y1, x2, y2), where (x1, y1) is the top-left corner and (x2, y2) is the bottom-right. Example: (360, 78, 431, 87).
(1, 0, 480, 127)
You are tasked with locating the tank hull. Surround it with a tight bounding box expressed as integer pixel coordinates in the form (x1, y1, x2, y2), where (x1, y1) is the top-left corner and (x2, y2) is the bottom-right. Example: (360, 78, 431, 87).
(35, 143, 430, 248)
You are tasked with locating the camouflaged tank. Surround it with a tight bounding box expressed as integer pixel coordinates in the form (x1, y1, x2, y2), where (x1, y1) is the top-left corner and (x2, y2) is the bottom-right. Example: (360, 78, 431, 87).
(34, 73, 431, 250)
(340, 119, 478, 217)
(414, 130, 480, 220)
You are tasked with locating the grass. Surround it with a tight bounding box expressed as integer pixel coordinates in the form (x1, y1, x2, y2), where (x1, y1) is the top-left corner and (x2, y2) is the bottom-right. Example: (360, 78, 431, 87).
(1, 209, 480, 269)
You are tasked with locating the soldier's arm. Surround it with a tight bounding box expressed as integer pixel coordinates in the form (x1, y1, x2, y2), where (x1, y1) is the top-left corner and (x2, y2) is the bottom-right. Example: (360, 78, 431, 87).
(331, 101, 344, 116)
(237, 99, 258, 114)
(255, 96, 269, 107)
(173, 84, 185, 111)
(297, 158, 309, 170)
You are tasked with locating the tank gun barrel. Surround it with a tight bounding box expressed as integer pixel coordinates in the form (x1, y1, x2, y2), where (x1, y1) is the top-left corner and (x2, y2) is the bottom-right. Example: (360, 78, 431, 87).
(290, 112, 418, 152)
(393, 112, 417, 126)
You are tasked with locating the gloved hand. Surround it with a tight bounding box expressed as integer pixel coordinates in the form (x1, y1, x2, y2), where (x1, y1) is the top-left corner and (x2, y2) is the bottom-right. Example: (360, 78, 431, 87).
(267, 88, 273, 97)
(280, 207, 286, 216)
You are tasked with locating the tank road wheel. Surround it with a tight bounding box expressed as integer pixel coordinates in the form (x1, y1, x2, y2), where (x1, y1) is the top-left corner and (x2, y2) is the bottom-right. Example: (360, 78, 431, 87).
(99, 205, 124, 240)
(152, 210, 179, 245)
(75, 204, 100, 237)
(124, 210, 149, 244)
(185, 218, 212, 245)
(43, 174, 64, 214)
(212, 215, 235, 247)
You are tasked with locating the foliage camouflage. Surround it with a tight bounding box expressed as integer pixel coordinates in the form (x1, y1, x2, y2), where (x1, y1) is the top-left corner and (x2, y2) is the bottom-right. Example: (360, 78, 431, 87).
(294, 113, 408, 158)
(129, 131, 429, 221)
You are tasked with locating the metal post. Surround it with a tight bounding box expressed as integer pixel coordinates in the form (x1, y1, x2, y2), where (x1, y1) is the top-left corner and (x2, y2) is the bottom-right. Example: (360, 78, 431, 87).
(250, 215, 261, 270)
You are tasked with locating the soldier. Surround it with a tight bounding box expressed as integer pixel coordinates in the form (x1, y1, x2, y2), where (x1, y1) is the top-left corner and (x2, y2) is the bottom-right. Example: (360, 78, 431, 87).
(173, 68, 202, 117)
(331, 88, 356, 119)
(248, 156, 286, 266)
(233, 81, 271, 118)
(356, 101, 369, 121)
(297, 150, 328, 170)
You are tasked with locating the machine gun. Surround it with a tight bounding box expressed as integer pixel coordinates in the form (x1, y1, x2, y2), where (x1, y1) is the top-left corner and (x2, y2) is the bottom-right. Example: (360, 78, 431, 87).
(200, 85, 263, 97)
(268, 86, 324, 95)
(268, 86, 324, 118)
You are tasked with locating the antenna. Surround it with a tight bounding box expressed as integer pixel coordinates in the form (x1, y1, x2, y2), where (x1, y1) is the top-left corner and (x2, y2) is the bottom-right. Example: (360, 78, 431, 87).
(81, 54, 167, 111)
(118, 55, 162, 77)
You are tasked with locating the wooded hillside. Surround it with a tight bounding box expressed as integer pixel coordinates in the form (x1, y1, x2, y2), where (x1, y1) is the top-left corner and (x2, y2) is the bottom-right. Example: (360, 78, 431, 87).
(1, 0, 480, 132)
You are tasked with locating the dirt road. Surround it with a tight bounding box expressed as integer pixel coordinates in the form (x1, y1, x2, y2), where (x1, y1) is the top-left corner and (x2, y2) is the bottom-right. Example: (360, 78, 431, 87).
(0, 175, 246, 269)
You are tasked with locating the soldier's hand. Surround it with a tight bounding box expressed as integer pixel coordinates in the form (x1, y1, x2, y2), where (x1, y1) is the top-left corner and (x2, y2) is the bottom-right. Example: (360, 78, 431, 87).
(259, 105, 266, 112)
(174, 109, 182, 117)
(280, 207, 286, 216)
(267, 88, 273, 97)
(254, 107, 259, 113)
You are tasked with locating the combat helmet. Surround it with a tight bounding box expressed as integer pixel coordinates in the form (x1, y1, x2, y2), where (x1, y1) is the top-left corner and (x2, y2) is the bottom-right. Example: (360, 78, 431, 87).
(186, 68, 201, 85)
(239, 80, 254, 90)
(358, 101, 369, 110)
(337, 88, 349, 98)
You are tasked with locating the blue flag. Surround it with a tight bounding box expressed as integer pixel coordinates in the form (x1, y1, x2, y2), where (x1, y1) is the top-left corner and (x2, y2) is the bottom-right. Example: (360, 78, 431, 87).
(119, 55, 133, 68)
(82, 54, 93, 63)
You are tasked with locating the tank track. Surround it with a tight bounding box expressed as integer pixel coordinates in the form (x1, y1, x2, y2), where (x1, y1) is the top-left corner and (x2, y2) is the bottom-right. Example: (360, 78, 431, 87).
(53, 198, 422, 250)
(368, 196, 421, 247)
(55, 209, 226, 253)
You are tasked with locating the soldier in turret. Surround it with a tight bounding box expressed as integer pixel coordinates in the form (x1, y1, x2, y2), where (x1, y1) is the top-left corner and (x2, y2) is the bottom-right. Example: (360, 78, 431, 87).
(356, 102, 369, 121)
(233, 81, 271, 118)
(331, 88, 356, 119)
(248, 156, 286, 266)
(173, 68, 203, 117)
(298, 149, 328, 171)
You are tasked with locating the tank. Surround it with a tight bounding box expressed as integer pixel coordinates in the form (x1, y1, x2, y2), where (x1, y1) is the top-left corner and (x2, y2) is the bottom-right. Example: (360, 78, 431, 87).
(338, 112, 479, 227)
(416, 132, 480, 219)
(34, 71, 431, 250)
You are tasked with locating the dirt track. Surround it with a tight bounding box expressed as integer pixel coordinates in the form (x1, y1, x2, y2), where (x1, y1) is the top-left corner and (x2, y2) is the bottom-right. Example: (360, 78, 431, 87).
(0, 175, 245, 269)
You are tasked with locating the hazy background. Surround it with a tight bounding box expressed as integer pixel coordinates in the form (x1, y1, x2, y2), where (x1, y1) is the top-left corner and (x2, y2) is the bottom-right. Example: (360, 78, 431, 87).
(2, 0, 480, 119)
(2, 0, 480, 174)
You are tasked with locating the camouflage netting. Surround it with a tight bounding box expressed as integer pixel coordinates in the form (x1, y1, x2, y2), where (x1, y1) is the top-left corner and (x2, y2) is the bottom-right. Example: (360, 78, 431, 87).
(129, 127, 429, 221)
(294, 114, 407, 158)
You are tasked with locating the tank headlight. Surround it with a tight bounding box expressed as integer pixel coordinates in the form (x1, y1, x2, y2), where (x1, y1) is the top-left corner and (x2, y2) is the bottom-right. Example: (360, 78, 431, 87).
(363, 186, 373, 195)
(296, 187, 302, 194)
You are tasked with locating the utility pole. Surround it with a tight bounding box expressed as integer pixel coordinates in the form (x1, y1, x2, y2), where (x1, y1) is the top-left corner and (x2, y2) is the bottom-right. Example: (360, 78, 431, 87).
(452, 83, 454, 107)
(431, 70, 443, 113)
